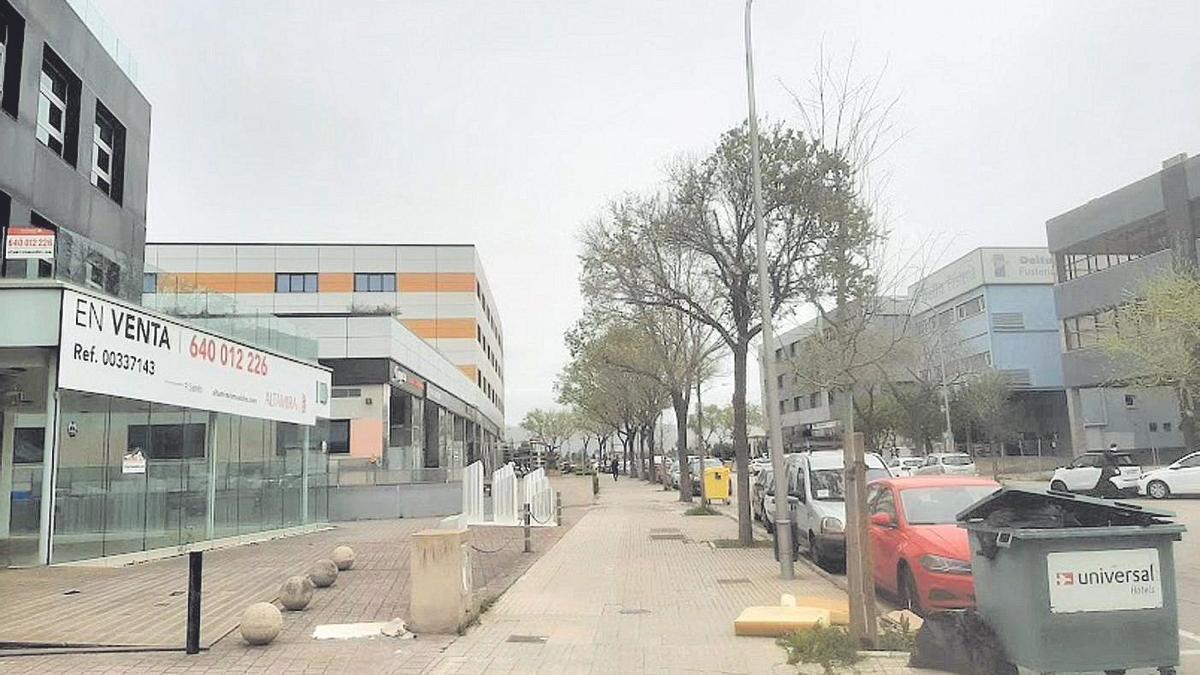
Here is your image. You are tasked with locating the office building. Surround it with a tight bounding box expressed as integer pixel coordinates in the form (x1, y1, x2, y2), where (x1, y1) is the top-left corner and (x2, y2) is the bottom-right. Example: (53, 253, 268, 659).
(1047, 153, 1199, 459)
(143, 243, 505, 517)
(0, 0, 333, 568)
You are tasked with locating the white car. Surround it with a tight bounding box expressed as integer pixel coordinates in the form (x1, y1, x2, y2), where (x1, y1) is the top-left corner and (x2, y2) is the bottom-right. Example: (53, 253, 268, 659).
(1139, 452, 1200, 499)
(888, 457, 925, 477)
(1050, 450, 1141, 497)
(914, 453, 976, 476)
(785, 450, 894, 568)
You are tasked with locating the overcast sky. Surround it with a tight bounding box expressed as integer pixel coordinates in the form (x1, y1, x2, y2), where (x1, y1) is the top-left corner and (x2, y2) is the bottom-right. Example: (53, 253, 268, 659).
(93, 0, 1200, 428)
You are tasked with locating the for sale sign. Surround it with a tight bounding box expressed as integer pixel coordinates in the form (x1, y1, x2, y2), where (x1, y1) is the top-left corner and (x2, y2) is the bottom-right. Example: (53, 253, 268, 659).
(1046, 548, 1163, 613)
(5, 226, 55, 259)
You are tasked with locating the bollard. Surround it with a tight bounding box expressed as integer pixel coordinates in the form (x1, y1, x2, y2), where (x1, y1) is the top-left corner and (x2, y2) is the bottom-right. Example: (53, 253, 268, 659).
(523, 503, 531, 553)
(556, 490, 563, 526)
(592, 472, 599, 498)
(186, 551, 203, 654)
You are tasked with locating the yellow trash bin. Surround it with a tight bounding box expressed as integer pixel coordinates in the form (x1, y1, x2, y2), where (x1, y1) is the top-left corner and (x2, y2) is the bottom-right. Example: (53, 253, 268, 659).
(704, 466, 731, 503)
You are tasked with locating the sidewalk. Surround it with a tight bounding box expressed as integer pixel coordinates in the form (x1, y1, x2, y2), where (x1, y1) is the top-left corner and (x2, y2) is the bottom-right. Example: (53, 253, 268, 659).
(426, 479, 913, 674)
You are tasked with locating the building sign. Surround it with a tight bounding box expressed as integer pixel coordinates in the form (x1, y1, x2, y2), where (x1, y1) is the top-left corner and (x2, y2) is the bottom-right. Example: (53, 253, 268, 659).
(1046, 548, 1163, 613)
(425, 382, 468, 416)
(389, 363, 426, 397)
(122, 449, 147, 474)
(908, 247, 1055, 309)
(4, 226, 56, 260)
(58, 289, 332, 425)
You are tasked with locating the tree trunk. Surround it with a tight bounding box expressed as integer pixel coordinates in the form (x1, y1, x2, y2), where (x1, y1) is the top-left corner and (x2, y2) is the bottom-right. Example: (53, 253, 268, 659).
(731, 342, 753, 545)
(1178, 386, 1198, 456)
(672, 389, 693, 502)
(646, 423, 657, 483)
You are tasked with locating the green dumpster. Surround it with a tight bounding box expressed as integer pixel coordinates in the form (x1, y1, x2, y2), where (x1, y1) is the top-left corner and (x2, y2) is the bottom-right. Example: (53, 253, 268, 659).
(957, 488, 1185, 674)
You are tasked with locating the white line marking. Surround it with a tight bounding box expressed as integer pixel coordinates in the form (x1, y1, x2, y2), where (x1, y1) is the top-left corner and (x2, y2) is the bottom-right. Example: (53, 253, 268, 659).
(1180, 629, 1200, 644)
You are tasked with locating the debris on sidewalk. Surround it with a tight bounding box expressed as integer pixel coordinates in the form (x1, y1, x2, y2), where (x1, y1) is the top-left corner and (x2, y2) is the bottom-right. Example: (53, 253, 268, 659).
(908, 610, 1015, 675)
(733, 594, 848, 636)
(881, 608, 923, 632)
(312, 618, 415, 640)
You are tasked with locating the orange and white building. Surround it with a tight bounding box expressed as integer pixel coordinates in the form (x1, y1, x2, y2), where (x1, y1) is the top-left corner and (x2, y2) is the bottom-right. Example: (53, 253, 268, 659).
(142, 243, 504, 501)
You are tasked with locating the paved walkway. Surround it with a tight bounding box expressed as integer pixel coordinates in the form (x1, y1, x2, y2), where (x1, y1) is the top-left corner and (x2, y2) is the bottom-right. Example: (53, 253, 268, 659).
(425, 478, 913, 674)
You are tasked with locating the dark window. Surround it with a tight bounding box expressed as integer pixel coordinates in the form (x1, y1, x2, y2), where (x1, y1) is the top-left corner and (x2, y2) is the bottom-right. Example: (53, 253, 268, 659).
(1124, 394, 1137, 408)
(142, 272, 157, 294)
(28, 212, 55, 279)
(328, 419, 350, 453)
(354, 272, 396, 292)
(1149, 422, 1159, 432)
(13, 427, 44, 463)
(1164, 422, 1173, 432)
(92, 101, 126, 204)
(809, 392, 818, 408)
(276, 272, 318, 293)
(0, 1, 24, 118)
(37, 46, 81, 166)
(127, 423, 206, 459)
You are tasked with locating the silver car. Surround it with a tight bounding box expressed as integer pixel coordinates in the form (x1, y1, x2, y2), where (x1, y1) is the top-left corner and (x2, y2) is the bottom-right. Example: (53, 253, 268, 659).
(914, 453, 977, 476)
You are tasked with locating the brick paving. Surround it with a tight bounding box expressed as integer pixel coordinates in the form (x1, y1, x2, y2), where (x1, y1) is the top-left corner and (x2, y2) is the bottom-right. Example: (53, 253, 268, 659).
(0, 476, 596, 673)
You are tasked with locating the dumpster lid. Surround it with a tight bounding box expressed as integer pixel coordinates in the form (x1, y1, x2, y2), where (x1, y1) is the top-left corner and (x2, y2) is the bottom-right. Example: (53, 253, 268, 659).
(956, 487, 1175, 528)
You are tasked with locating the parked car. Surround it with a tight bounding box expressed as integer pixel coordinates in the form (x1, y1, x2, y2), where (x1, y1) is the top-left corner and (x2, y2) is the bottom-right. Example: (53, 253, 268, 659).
(888, 456, 925, 477)
(1050, 450, 1141, 497)
(914, 453, 976, 476)
(867, 476, 1001, 615)
(785, 450, 893, 568)
(1137, 452, 1200, 499)
(751, 466, 774, 530)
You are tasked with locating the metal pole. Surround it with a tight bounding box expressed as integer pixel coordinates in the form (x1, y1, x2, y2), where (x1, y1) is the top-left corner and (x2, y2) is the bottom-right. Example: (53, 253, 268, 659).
(696, 377, 707, 506)
(523, 503, 531, 553)
(186, 551, 203, 654)
(745, 0, 792, 579)
(556, 490, 562, 526)
(937, 331, 954, 451)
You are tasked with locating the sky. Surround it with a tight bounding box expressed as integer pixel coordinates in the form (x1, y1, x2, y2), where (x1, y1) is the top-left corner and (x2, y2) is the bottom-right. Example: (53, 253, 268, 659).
(92, 0, 1200, 430)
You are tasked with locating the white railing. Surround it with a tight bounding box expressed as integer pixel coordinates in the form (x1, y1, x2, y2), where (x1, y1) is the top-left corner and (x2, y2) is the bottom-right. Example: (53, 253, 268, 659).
(521, 468, 556, 527)
(461, 461, 485, 524)
(492, 463, 519, 526)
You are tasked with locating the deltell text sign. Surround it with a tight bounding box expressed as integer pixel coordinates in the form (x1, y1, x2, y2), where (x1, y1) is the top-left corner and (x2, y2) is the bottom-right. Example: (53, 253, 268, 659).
(1046, 548, 1163, 613)
(58, 289, 331, 425)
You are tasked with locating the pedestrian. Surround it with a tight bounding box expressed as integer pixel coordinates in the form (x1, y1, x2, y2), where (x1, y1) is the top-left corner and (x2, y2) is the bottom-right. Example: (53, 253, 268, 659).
(611, 457, 619, 481)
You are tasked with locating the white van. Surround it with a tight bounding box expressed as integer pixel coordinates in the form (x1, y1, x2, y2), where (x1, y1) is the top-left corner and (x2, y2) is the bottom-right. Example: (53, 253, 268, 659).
(785, 450, 893, 568)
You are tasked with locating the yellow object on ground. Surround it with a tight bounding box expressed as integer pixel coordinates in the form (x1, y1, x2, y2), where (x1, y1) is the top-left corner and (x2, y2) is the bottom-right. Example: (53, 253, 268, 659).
(733, 606, 832, 637)
(704, 466, 731, 503)
(791, 596, 850, 625)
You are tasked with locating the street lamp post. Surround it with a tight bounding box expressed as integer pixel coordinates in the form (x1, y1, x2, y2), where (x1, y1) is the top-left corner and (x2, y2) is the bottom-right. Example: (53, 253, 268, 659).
(745, 0, 793, 580)
(913, 299, 955, 451)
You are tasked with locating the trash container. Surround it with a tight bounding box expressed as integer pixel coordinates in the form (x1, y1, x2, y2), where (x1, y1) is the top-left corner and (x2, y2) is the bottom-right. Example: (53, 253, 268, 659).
(704, 466, 730, 504)
(957, 487, 1186, 674)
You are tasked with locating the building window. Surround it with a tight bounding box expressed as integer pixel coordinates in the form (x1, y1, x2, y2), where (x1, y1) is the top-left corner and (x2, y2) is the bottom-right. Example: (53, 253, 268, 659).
(1149, 422, 1159, 432)
(0, 2, 24, 119)
(792, 396, 800, 411)
(37, 47, 81, 165)
(353, 272, 396, 292)
(127, 423, 207, 460)
(956, 296, 985, 319)
(1124, 394, 1137, 408)
(809, 392, 819, 408)
(328, 420, 350, 453)
(777, 374, 784, 388)
(92, 101, 126, 204)
(142, 272, 157, 294)
(1164, 422, 1173, 432)
(276, 272, 317, 293)
(775, 348, 783, 360)
(13, 427, 44, 463)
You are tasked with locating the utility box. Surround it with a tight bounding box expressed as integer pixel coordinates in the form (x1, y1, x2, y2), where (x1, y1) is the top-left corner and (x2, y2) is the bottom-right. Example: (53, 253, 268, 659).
(957, 488, 1185, 674)
(704, 466, 730, 503)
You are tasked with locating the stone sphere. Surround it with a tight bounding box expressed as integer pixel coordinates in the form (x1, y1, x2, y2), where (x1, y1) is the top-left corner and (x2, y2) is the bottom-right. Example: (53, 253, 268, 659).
(240, 602, 282, 645)
(279, 575, 314, 611)
(308, 559, 338, 588)
(332, 545, 356, 571)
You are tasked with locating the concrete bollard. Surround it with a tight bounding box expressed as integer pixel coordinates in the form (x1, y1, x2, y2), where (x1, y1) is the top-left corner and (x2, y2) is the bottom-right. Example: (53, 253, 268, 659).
(409, 528, 475, 634)
(556, 490, 563, 526)
(240, 602, 282, 645)
(332, 545, 356, 571)
(308, 559, 338, 588)
(523, 503, 531, 553)
(279, 575, 314, 611)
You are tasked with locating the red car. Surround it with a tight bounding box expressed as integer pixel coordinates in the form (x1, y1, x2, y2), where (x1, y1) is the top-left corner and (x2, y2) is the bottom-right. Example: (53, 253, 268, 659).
(867, 476, 1000, 614)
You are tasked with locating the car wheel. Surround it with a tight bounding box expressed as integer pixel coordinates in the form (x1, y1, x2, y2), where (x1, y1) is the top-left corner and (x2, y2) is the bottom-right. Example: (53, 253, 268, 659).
(1148, 480, 1171, 500)
(899, 565, 923, 616)
(1049, 480, 1068, 493)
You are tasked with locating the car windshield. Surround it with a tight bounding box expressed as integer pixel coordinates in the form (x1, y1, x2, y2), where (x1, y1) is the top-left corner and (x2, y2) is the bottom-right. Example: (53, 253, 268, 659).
(809, 468, 892, 500)
(942, 455, 972, 466)
(901, 485, 998, 525)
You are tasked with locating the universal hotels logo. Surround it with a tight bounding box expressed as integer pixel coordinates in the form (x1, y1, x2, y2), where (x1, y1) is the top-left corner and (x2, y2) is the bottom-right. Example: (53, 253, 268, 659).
(1055, 560, 1158, 595)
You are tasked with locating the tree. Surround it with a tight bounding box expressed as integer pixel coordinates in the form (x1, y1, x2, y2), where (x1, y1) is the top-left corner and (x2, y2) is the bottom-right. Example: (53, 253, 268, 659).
(953, 371, 1018, 457)
(1099, 269, 1200, 450)
(582, 122, 868, 543)
(520, 408, 575, 457)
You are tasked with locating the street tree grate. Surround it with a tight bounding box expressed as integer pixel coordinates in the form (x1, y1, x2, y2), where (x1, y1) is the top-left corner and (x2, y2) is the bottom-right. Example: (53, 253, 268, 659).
(715, 577, 752, 585)
(506, 634, 548, 644)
